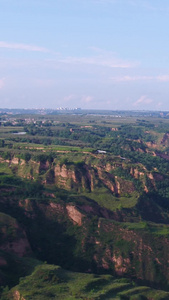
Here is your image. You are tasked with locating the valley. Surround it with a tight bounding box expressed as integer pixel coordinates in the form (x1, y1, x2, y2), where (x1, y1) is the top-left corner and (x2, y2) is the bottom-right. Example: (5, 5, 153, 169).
(1, 110, 169, 299)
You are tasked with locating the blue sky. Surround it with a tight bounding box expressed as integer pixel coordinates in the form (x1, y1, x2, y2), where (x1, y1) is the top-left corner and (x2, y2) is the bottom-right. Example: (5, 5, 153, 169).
(0, 0, 169, 110)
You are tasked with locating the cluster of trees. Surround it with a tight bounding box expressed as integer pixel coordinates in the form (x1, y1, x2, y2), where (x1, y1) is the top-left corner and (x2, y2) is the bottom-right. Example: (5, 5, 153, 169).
(108, 124, 156, 143)
(2, 119, 169, 178)
(14, 124, 103, 148)
(0, 174, 44, 198)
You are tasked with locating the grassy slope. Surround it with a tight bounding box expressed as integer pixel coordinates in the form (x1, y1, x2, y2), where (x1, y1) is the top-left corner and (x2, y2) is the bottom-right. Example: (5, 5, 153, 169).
(4, 264, 169, 300)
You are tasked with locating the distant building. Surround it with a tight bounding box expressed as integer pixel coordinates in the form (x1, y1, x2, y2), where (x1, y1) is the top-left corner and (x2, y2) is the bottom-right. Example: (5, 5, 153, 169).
(111, 127, 118, 131)
(97, 150, 107, 154)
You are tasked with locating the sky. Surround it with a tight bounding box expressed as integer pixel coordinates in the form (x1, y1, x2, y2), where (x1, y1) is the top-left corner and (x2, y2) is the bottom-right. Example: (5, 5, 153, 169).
(0, 0, 169, 110)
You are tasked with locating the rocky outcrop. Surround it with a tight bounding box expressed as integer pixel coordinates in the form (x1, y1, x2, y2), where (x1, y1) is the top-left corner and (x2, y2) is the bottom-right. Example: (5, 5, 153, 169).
(11, 157, 19, 165)
(66, 205, 84, 226)
(93, 219, 169, 285)
(2, 186, 169, 288)
(130, 167, 144, 179)
(1, 156, 139, 195)
(112, 254, 131, 276)
(2, 155, 162, 197)
(13, 290, 26, 300)
(53, 163, 99, 192)
(54, 164, 77, 189)
(0, 213, 32, 257)
(160, 133, 169, 145)
(97, 166, 117, 193)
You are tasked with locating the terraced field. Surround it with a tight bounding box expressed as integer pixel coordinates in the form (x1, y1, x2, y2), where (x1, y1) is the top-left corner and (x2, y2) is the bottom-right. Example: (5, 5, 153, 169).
(7, 264, 169, 300)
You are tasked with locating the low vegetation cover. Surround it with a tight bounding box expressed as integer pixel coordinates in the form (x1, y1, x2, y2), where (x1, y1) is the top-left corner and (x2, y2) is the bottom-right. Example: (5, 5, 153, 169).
(3, 264, 169, 300)
(1, 110, 169, 298)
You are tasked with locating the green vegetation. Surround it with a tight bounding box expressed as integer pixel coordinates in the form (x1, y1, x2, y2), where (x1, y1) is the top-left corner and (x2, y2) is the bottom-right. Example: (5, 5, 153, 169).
(3, 264, 169, 300)
(1, 112, 169, 298)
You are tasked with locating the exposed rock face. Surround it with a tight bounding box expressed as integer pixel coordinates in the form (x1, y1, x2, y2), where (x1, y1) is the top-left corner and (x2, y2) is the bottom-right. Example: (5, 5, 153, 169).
(144, 185, 149, 193)
(24, 198, 169, 286)
(160, 133, 169, 145)
(3, 153, 169, 292)
(49, 202, 64, 212)
(11, 157, 19, 165)
(55, 164, 75, 180)
(146, 141, 158, 149)
(4, 154, 166, 201)
(0, 213, 32, 257)
(96, 165, 134, 195)
(1, 238, 31, 257)
(20, 159, 25, 166)
(147, 173, 154, 180)
(13, 290, 26, 300)
(4, 156, 142, 195)
(54, 164, 77, 189)
(53, 163, 100, 192)
(97, 167, 116, 193)
(66, 205, 84, 226)
(1, 190, 169, 288)
(130, 167, 144, 179)
(92, 219, 169, 284)
(112, 254, 130, 276)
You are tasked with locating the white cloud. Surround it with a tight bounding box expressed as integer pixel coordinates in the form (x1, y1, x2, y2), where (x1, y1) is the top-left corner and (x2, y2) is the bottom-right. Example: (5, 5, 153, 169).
(0, 44, 138, 70)
(60, 56, 136, 68)
(157, 75, 169, 82)
(81, 95, 94, 103)
(156, 102, 162, 108)
(111, 75, 153, 82)
(111, 75, 169, 82)
(63, 94, 77, 102)
(60, 48, 138, 69)
(0, 41, 49, 53)
(133, 95, 153, 106)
